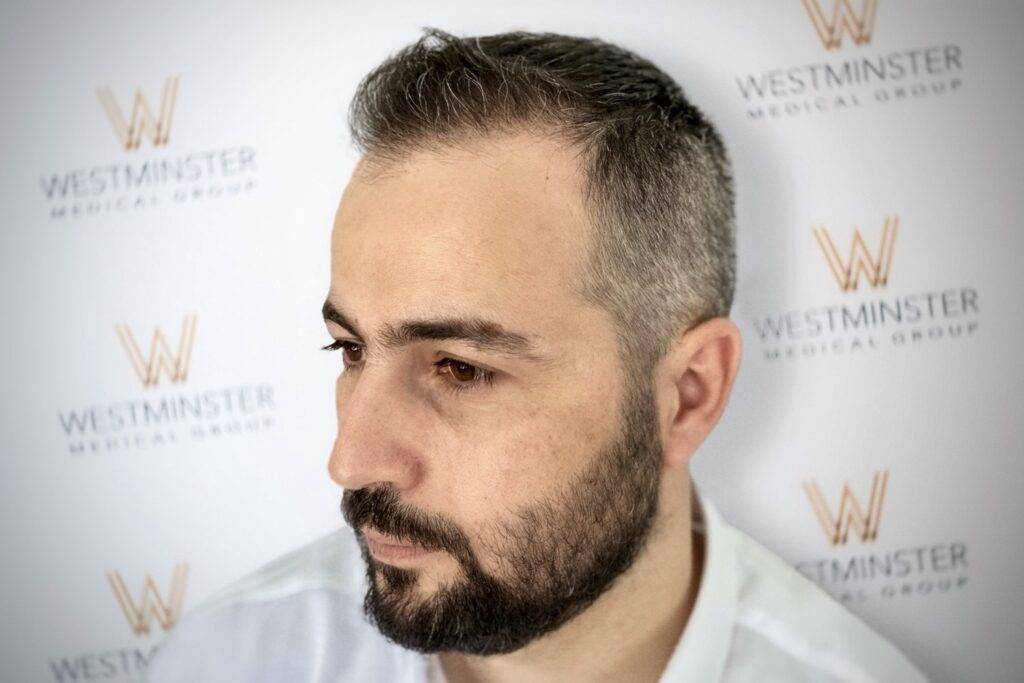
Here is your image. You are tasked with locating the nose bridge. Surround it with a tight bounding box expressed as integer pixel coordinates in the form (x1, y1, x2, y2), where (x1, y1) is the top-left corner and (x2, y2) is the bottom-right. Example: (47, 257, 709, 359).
(328, 365, 420, 491)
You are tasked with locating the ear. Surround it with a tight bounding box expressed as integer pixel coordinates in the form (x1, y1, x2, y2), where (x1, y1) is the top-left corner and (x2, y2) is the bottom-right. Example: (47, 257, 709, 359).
(655, 317, 743, 472)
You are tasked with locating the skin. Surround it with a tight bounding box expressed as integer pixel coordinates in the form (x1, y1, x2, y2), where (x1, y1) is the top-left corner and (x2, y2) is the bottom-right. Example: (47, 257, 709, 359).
(324, 128, 742, 683)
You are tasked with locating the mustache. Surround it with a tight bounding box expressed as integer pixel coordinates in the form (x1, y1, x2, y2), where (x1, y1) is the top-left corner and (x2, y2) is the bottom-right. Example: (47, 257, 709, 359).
(341, 485, 470, 556)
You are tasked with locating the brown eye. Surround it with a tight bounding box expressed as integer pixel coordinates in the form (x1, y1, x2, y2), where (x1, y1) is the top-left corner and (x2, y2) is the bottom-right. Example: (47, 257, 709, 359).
(445, 359, 477, 383)
(434, 357, 495, 394)
(320, 339, 367, 373)
(341, 343, 363, 366)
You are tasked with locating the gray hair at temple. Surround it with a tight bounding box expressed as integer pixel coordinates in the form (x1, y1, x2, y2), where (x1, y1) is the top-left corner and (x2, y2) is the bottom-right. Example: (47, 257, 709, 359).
(347, 27, 736, 382)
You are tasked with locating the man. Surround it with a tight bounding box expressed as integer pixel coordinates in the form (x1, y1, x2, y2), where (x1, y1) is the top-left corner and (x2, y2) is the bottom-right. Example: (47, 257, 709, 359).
(147, 28, 927, 682)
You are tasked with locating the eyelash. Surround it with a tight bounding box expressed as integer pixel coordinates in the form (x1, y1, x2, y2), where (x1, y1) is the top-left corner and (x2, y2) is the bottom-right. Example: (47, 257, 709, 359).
(320, 339, 495, 394)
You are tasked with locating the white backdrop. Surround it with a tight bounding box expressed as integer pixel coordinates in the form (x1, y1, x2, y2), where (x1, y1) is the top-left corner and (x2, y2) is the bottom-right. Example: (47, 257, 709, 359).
(1, 1, 1022, 681)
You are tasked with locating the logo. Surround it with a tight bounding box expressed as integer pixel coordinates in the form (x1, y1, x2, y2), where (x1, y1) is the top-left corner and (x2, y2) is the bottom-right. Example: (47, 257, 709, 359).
(803, 470, 888, 545)
(751, 215, 980, 361)
(813, 214, 898, 292)
(795, 469, 970, 605)
(116, 314, 197, 388)
(60, 313, 276, 454)
(96, 76, 180, 151)
(802, 0, 878, 50)
(107, 563, 189, 635)
(40, 73, 258, 220)
(734, 2, 964, 121)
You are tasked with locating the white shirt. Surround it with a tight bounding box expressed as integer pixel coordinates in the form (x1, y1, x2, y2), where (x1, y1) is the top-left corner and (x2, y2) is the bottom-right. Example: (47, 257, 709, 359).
(146, 487, 928, 682)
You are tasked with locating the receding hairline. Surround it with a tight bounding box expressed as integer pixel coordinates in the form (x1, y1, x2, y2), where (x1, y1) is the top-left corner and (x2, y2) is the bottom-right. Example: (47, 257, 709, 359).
(341, 27, 737, 377)
(350, 121, 590, 186)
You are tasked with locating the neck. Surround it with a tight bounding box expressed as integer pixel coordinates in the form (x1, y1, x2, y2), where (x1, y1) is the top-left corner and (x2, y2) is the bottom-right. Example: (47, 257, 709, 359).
(438, 477, 703, 683)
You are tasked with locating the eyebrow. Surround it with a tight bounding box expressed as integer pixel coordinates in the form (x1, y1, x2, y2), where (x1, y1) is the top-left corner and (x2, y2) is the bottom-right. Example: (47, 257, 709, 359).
(322, 299, 556, 365)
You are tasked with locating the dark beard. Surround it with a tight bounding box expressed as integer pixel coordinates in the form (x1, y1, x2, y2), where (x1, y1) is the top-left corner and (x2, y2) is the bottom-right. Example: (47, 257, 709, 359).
(341, 375, 662, 655)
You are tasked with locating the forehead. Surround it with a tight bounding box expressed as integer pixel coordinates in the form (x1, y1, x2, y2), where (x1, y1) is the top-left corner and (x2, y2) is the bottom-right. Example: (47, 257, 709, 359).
(328, 130, 595, 338)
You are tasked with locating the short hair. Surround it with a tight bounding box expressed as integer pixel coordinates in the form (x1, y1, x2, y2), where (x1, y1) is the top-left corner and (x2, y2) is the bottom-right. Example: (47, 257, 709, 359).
(348, 27, 735, 382)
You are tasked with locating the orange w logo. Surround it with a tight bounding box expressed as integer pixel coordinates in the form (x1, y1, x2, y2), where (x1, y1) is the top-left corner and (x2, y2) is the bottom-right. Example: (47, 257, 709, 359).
(96, 75, 179, 150)
(107, 563, 189, 635)
(812, 215, 898, 292)
(803, 470, 889, 545)
(802, 0, 879, 50)
(115, 314, 197, 388)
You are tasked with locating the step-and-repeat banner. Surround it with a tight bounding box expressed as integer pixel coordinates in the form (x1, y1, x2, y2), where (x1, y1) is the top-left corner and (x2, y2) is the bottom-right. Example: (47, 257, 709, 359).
(2, 1, 1021, 681)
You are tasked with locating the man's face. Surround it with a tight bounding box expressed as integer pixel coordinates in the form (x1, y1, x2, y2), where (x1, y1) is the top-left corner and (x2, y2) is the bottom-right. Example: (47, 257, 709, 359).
(325, 130, 664, 654)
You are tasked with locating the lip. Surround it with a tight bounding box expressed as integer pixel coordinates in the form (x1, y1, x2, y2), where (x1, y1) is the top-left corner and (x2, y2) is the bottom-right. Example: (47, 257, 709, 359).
(362, 527, 437, 565)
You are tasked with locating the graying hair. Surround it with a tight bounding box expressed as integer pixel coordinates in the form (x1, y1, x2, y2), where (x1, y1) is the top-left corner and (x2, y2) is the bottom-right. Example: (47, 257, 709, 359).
(348, 27, 736, 382)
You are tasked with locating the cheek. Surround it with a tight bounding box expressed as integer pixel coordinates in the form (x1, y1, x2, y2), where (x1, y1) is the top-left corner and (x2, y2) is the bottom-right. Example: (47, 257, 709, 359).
(442, 406, 609, 529)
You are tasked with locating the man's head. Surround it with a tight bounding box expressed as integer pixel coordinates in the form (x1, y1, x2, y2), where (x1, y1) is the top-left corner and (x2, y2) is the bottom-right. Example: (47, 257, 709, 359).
(323, 28, 740, 655)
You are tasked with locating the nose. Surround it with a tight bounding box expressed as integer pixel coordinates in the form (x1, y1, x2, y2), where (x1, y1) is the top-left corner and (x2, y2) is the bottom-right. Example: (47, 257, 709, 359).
(327, 371, 422, 492)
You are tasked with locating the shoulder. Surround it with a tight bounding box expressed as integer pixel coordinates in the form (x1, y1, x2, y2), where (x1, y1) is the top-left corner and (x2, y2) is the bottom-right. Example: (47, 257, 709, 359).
(145, 527, 420, 682)
(722, 519, 928, 682)
(188, 526, 364, 613)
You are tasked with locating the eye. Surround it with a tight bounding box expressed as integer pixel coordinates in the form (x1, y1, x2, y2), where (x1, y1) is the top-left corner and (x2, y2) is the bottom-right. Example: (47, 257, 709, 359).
(434, 357, 495, 394)
(320, 339, 364, 369)
(321, 340, 495, 394)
